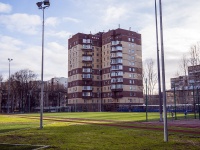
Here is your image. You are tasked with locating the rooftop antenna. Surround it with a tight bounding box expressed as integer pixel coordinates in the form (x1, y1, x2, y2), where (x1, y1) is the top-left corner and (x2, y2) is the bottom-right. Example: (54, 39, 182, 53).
(118, 24, 120, 28)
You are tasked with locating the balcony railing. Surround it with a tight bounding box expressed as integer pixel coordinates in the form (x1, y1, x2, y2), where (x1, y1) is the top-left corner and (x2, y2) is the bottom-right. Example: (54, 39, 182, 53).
(82, 74, 92, 79)
(111, 84, 123, 89)
(111, 46, 122, 51)
(82, 68, 92, 73)
(111, 41, 120, 46)
(111, 78, 123, 83)
(82, 45, 92, 50)
(82, 92, 92, 96)
(82, 86, 92, 90)
(82, 57, 92, 61)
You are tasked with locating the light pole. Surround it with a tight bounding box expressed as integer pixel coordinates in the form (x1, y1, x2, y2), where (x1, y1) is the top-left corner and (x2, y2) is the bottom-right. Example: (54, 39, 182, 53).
(158, 0, 168, 142)
(145, 78, 148, 122)
(36, 0, 50, 129)
(8, 58, 13, 113)
(155, 0, 163, 122)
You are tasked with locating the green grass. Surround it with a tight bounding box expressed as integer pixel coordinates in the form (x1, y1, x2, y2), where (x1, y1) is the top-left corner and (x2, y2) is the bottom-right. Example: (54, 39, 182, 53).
(0, 144, 41, 150)
(21, 112, 161, 121)
(0, 113, 199, 150)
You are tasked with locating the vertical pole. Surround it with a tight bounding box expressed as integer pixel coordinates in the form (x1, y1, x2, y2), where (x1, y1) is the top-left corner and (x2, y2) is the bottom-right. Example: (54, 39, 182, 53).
(159, 0, 168, 142)
(7, 61, 11, 113)
(155, 0, 163, 122)
(193, 84, 196, 119)
(29, 91, 30, 113)
(173, 85, 177, 120)
(198, 88, 200, 120)
(40, 7, 44, 129)
(146, 78, 148, 122)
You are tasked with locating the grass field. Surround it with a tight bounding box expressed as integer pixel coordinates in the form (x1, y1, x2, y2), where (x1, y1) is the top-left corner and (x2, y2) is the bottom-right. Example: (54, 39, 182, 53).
(0, 112, 199, 150)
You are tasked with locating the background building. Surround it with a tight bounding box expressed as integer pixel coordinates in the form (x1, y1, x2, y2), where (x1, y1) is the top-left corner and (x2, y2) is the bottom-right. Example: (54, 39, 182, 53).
(68, 28, 143, 112)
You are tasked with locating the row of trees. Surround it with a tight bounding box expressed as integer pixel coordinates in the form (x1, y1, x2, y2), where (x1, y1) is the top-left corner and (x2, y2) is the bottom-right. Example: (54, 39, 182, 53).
(0, 69, 67, 113)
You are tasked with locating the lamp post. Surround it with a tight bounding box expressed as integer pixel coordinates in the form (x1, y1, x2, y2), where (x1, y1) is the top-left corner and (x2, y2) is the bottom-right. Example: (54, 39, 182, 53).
(145, 78, 148, 122)
(7, 58, 13, 113)
(158, 0, 168, 142)
(192, 83, 196, 119)
(36, 0, 50, 129)
(154, 0, 163, 122)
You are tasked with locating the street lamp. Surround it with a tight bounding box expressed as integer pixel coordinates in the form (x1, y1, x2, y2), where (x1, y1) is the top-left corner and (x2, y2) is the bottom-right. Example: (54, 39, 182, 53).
(36, 0, 50, 129)
(8, 58, 13, 113)
(158, 0, 168, 142)
(154, 0, 163, 122)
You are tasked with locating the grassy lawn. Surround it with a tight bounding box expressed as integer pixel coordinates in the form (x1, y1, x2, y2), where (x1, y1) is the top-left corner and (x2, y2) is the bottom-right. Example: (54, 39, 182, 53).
(0, 113, 199, 150)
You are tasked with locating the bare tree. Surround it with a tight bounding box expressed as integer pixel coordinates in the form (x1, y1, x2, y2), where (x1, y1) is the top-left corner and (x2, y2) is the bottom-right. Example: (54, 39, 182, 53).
(10, 69, 37, 112)
(179, 53, 189, 76)
(189, 42, 200, 66)
(144, 59, 158, 102)
(0, 74, 3, 83)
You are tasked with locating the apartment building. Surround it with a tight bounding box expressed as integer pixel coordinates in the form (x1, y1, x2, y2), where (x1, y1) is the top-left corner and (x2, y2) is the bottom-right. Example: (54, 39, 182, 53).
(68, 28, 143, 112)
(188, 65, 200, 86)
(167, 64, 200, 105)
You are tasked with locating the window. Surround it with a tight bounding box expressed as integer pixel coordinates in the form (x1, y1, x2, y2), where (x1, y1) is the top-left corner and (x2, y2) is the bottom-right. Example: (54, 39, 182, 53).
(131, 50, 134, 53)
(132, 38, 134, 42)
(129, 80, 132, 84)
(128, 38, 131, 41)
(129, 68, 131, 71)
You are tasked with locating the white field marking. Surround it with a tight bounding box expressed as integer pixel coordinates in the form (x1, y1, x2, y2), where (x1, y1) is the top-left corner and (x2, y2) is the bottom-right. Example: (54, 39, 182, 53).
(0, 143, 50, 149)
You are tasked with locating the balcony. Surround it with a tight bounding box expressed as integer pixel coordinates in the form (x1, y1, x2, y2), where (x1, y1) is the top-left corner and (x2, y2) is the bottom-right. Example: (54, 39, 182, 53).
(82, 74, 92, 80)
(111, 71, 123, 77)
(82, 44, 92, 51)
(82, 86, 93, 91)
(111, 46, 122, 52)
(111, 41, 122, 46)
(110, 52, 122, 58)
(111, 78, 123, 83)
(82, 92, 93, 99)
(110, 60, 123, 64)
(111, 65, 123, 71)
(82, 68, 92, 73)
(111, 84, 123, 91)
(83, 39, 91, 44)
(82, 56, 92, 62)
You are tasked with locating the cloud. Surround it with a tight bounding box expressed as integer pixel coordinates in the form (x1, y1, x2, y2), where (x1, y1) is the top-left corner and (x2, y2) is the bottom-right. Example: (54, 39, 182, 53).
(46, 30, 72, 39)
(63, 17, 80, 23)
(102, 5, 128, 24)
(46, 17, 60, 27)
(0, 13, 41, 34)
(0, 2, 12, 13)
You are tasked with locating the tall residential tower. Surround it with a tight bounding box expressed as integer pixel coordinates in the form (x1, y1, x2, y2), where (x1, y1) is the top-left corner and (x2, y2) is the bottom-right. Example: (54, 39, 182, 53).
(68, 28, 143, 111)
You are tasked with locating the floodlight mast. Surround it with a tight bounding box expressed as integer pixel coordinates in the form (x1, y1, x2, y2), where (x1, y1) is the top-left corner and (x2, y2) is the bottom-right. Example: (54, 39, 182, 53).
(36, 0, 50, 130)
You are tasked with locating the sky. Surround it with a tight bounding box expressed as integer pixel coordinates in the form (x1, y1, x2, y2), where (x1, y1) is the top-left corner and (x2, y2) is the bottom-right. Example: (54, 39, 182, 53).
(0, 0, 200, 89)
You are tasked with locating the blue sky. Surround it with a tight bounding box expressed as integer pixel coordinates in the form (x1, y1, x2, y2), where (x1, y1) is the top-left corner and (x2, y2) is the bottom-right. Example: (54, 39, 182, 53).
(0, 0, 200, 89)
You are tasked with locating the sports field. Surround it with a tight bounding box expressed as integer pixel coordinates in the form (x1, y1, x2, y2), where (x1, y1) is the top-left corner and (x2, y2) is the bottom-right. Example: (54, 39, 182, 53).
(0, 112, 199, 150)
